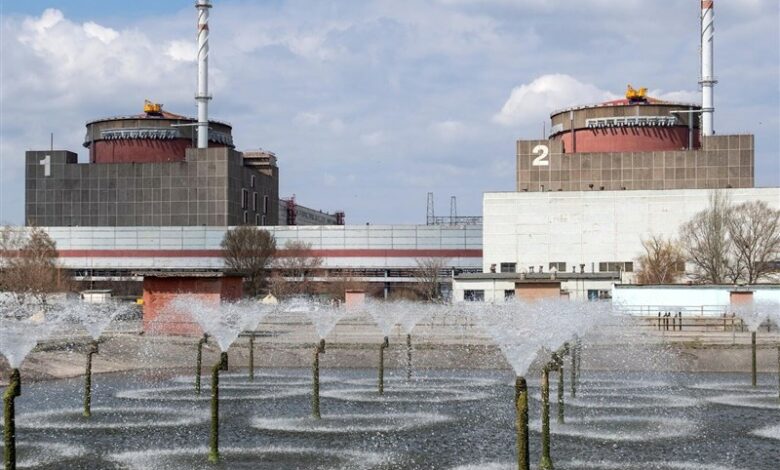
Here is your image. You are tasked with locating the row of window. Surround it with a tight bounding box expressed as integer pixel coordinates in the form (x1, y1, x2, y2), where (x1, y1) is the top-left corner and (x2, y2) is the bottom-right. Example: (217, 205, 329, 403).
(463, 290, 516, 302)
(497, 261, 634, 274)
(243, 212, 267, 226)
(241, 189, 270, 214)
(463, 289, 609, 302)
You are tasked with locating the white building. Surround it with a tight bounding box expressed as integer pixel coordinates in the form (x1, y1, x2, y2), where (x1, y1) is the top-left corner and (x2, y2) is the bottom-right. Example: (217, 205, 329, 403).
(482, 187, 780, 278)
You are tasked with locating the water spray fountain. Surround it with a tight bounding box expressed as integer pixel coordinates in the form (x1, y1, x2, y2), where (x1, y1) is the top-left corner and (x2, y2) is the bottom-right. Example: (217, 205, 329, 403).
(0, 304, 58, 470)
(367, 300, 405, 395)
(170, 296, 258, 463)
(476, 299, 606, 470)
(287, 299, 345, 419)
(399, 302, 432, 381)
(65, 300, 131, 417)
(736, 302, 771, 387)
(244, 301, 274, 381)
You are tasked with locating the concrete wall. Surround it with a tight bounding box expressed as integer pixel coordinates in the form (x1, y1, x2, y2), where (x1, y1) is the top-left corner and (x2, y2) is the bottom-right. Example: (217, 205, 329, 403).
(482, 187, 780, 277)
(20, 224, 482, 271)
(25, 147, 278, 227)
(516, 135, 753, 192)
(612, 285, 780, 316)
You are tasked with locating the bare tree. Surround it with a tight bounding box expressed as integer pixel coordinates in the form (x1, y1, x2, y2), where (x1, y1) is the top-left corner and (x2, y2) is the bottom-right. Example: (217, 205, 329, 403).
(635, 235, 686, 284)
(221, 226, 276, 297)
(414, 257, 449, 302)
(679, 191, 733, 284)
(0, 225, 67, 306)
(273, 240, 323, 297)
(726, 200, 780, 284)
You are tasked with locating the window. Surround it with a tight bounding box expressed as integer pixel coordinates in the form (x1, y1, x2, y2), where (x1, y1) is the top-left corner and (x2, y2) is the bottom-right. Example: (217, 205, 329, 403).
(500, 262, 516, 273)
(241, 189, 248, 209)
(243, 211, 248, 224)
(587, 289, 612, 301)
(261, 214, 266, 225)
(250, 175, 256, 188)
(253, 192, 258, 211)
(549, 262, 566, 272)
(464, 290, 485, 302)
(504, 290, 515, 300)
(255, 214, 261, 226)
(263, 195, 269, 214)
(598, 262, 634, 273)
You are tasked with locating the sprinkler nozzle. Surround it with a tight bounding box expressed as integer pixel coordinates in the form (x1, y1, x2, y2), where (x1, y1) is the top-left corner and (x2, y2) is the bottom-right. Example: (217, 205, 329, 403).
(382, 336, 389, 348)
(317, 339, 326, 354)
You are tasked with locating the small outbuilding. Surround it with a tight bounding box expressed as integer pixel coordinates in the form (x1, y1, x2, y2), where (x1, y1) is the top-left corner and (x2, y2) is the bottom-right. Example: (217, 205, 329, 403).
(138, 271, 243, 335)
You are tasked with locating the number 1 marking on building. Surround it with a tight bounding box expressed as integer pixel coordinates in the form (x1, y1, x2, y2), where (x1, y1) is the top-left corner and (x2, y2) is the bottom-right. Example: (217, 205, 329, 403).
(40, 154, 51, 176)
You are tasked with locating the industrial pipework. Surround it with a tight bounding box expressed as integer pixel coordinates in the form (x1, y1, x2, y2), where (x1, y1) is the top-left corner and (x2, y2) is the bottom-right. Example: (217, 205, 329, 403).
(196, 0, 212, 149)
(700, 0, 716, 136)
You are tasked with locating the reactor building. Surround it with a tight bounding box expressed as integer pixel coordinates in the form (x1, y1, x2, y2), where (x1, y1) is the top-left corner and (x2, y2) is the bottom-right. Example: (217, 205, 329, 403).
(455, 0, 780, 302)
(25, 104, 279, 227)
(24, 0, 280, 228)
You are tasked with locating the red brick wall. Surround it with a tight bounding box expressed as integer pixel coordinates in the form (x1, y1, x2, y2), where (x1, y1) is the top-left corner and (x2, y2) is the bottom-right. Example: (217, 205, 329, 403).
(142, 276, 243, 336)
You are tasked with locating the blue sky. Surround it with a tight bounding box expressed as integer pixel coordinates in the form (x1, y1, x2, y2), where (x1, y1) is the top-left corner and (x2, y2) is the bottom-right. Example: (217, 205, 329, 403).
(1, 0, 778, 225)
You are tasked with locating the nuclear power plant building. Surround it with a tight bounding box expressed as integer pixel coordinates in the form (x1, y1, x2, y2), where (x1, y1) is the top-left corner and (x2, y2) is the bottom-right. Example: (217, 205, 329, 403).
(25, 107, 279, 227)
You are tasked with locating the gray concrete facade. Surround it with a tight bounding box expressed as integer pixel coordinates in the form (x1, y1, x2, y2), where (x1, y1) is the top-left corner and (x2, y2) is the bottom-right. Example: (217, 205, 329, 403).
(25, 147, 278, 227)
(516, 134, 754, 192)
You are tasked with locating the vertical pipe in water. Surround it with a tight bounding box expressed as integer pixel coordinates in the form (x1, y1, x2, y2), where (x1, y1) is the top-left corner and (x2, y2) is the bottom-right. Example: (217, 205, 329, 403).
(539, 366, 554, 470)
(379, 336, 389, 395)
(752, 331, 757, 387)
(515, 376, 529, 470)
(196, 334, 208, 395)
(83, 341, 99, 417)
(406, 334, 412, 381)
(312, 339, 325, 419)
(208, 352, 227, 463)
(557, 365, 565, 424)
(248, 333, 255, 381)
(3, 369, 20, 470)
(570, 346, 576, 398)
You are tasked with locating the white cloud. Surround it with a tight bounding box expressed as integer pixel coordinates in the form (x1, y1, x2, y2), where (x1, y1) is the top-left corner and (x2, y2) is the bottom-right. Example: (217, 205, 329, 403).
(493, 74, 618, 127)
(83, 22, 119, 43)
(24, 8, 63, 33)
(166, 40, 195, 62)
(652, 89, 700, 104)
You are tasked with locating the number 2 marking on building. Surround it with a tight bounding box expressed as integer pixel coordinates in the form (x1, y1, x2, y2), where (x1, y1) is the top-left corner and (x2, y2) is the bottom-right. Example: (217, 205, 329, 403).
(40, 155, 51, 176)
(532, 144, 549, 166)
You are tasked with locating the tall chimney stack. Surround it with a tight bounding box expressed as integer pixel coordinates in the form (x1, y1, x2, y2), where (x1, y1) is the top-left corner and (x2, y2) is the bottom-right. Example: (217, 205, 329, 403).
(196, 0, 212, 149)
(700, 0, 716, 136)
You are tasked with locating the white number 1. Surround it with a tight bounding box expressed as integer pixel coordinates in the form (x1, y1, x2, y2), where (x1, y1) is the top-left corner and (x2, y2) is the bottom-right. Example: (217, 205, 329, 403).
(532, 144, 549, 166)
(40, 155, 51, 177)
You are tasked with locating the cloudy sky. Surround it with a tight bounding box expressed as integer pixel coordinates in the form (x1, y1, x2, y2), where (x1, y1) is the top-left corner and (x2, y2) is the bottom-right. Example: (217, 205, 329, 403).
(1, 0, 778, 225)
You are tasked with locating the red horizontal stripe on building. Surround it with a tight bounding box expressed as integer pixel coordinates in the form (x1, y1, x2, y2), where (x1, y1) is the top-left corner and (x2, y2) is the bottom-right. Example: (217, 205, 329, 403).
(57, 249, 482, 258)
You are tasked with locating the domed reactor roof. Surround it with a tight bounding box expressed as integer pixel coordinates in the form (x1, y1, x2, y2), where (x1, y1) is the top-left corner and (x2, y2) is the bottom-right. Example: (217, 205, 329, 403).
(549, 87, 702, 153)
(83, 102, 234, 163)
